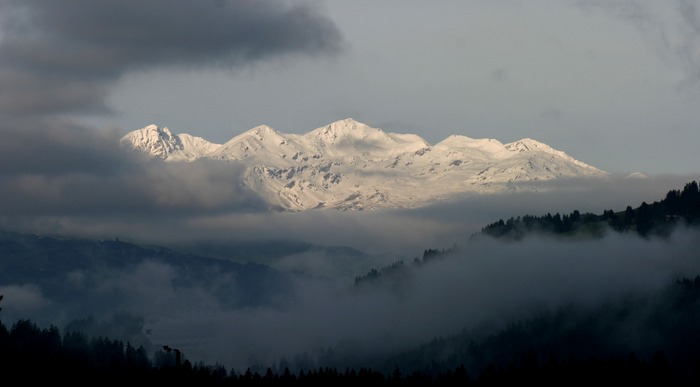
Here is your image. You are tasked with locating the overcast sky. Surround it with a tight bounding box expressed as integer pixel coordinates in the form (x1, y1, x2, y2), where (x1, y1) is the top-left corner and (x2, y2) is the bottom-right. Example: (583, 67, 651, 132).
(80, 0, 700, 176)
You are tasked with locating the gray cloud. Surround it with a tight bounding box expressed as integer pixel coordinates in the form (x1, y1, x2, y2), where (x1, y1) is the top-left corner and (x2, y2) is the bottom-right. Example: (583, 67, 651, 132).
(0, 0, 343, 238)
(541, 107, 563, 120)
(0, 0, 345, 117)
(577, 0, 700, 89)
(0, 123, 268, 241)
(0, 120, 132, 177)
(676, 0, 700, 87)
(491, 68, 508, 81)
(2, 166, 694, 255)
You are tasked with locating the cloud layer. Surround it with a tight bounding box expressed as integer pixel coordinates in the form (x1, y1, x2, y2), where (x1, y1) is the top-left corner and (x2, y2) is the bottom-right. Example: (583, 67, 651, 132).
(0, 0, 343, 118)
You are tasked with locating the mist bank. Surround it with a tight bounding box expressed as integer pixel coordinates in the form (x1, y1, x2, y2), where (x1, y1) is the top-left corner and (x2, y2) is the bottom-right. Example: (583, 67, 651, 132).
(2, 225, 698, 373)
(155, 226, 700, 371)
(3, 179, 696, 259)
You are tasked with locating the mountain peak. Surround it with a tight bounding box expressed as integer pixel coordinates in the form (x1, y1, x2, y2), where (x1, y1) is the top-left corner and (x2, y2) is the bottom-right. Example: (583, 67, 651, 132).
(303, 119, 430, 157)
(250, 124, 277, 135)
(505, 138, 551, 152)
(124, 123, 173, 137)
(234, 125, 287, 143)
(120, 124, 180, 159)
(120, 119, 608, 211)
(309, 118, 382, 143)
(212, 124, 294, 160)
(504, 138, 602, 172)
(332, 117, 365, 128)
(121, 124, 219, 161)
(136, 124, 171, 138)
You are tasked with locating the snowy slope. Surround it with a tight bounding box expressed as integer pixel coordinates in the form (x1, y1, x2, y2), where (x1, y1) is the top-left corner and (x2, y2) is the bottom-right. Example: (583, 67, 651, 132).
(120, 124, 221, 161)
(121, 118, 608, 211)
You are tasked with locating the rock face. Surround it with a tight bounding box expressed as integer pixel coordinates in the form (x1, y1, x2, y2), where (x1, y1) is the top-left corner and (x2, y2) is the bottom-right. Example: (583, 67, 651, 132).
(120, 118, 608, 211)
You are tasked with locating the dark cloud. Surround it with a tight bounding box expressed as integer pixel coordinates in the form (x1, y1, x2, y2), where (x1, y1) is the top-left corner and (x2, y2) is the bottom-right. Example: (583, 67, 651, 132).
(0, 0, 345, 117)
(0, 122, 267, 240)
(0, 119, 132, 177)
(0, 158, 266, 217)
(0, 0, 343, 238)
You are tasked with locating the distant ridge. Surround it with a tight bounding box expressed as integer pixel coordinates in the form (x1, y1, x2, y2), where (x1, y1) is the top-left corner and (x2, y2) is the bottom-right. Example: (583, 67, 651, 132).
(121, 118, 608, 211)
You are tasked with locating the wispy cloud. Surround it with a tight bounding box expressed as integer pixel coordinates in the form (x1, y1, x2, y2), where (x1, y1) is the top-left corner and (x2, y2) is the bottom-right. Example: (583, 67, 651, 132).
(577, 0, 700, 90)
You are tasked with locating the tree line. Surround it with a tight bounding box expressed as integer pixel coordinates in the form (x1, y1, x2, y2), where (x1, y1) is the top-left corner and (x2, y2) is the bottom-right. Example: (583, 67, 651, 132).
(481, 180, 700, 239)
(3, 276, 700, 386)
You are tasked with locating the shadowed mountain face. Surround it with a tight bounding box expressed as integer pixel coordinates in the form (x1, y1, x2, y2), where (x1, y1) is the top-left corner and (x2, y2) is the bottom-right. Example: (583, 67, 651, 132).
(121, 118, 608, 211)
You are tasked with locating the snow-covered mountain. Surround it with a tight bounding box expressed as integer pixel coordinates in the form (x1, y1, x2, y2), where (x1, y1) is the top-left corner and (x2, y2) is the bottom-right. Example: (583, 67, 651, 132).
(121, 124, 221, 161)
(120, 118, 608, 211)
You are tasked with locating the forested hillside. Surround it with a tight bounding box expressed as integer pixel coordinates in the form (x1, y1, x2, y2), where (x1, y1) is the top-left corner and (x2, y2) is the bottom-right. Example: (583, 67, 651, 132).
(481, 180, 700, 239)
(381, 275, 700, 384)
(3, 275, 700, 385)
(354, 179, 700, 287)
(349, 179, 700, 383)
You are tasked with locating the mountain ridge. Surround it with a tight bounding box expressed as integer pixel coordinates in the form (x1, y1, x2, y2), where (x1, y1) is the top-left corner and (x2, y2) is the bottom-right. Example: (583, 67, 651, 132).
(120, 118, 608, 211)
